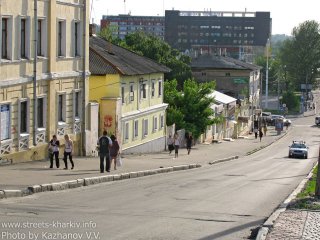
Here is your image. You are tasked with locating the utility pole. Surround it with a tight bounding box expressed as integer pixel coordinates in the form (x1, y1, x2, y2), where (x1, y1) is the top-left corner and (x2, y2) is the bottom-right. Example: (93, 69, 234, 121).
(33, 0, 38, 146)
(265, 38, 270, 109)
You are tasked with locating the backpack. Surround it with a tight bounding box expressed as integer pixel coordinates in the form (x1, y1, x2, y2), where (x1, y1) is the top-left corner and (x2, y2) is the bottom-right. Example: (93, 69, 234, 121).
(99, 136, 110, 155)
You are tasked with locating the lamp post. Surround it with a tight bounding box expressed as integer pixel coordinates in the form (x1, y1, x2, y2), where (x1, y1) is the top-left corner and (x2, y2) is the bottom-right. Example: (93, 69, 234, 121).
(265, 38, 270, 109)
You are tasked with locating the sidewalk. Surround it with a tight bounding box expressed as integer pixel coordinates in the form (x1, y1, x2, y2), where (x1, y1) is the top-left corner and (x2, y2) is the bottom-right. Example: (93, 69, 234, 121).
(0, 127, 286, 193)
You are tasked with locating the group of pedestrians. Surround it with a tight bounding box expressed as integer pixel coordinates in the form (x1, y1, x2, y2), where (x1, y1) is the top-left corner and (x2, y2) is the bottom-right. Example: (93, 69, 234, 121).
(48, 131, 120, 173)
(167, 132, 193, 158)
(48, 134, 74, 169)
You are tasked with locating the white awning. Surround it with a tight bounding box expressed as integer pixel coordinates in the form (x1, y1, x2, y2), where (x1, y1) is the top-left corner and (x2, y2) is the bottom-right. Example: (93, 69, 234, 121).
(209, 90, 237, 105)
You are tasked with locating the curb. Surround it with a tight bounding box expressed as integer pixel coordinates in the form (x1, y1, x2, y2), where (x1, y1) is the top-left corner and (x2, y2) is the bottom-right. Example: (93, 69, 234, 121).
(0, 164, 201, 200)
(255, 162, 318, 240)
(208, 156, 239, 165)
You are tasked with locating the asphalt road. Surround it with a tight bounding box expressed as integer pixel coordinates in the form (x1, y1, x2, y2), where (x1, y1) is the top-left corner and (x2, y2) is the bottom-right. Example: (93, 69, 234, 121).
(0, 117, 318, 240)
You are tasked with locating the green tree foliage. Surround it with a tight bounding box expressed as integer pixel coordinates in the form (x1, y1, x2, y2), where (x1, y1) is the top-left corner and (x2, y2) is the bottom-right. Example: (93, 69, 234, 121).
(281, 91, 300, 112)
(164, 79, 217, 139)
(278, 20, 320, 90)
(98, 26, 121, 44)
(119, 32, 192, 87)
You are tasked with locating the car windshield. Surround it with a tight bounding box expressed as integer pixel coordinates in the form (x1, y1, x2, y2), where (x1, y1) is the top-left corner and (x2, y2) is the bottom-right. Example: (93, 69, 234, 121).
(291, 143, 306, 149)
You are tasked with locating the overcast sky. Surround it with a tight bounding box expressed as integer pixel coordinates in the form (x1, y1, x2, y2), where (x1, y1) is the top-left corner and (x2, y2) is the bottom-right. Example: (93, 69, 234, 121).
(90, 0, 320, 36)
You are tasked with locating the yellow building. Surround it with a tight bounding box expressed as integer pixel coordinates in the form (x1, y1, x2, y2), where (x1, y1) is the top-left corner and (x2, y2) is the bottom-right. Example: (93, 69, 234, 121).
(89, 35, 170, 154)
(0, 0, 89, 163)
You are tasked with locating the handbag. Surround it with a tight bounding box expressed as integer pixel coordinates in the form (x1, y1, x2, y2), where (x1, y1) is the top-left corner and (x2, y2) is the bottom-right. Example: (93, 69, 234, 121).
(116, 155, 122, 167)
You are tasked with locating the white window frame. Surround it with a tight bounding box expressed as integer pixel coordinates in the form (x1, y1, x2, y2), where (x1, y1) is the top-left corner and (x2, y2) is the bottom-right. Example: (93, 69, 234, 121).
(140, 81, 147, 100)
(151, 80, 155, 97)
(160, 114, 164, 129)
(73, 20, 81, 57)
(37, 95, 47, 130)
(121, 84, 125, 104)
(73, 90, 82, 121)
(1, 16, 13, 61)
(37, 17, 47, 57)
(57, 92, 66, 124)
(0, 103, 12, 141)
(129, 83, 134, 102)
(153, 116, 158, 132)
(18, 16, 31, 59)
(142, 119, 148, 138)
(124, 122, 129, 141)
(133, 119, 138, 138)
(18, 98, 30, 135)
(158, 79, 162, 97)
(57, 19, 66, 57)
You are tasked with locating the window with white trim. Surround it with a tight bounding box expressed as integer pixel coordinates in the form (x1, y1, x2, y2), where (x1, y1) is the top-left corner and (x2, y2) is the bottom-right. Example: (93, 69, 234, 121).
(121, 85, 125, 104)
(160, 114, 164, 129)
(57, 93, 66, 123)
(124, 122, 129, 140)
(129, 84, 134, 102)
(0, 104, 11, 141)
(37, 18, 47, 57)
(1, 17, 12, 60)
(153, 116, 158, 132)
(133, 120, 138, 138)
(74, 21, 81, 57)
(151, 80, 155, 97)
(37, 96, 46, 129)
(18, 99, 30, 134)
(73, 90, 81, 120)
(57, 20, 66, 57)
(158, 80, 162, 96)
(140, 82, 147, 99)
(20, 18, 27, 58)
(142, 119, 148, 137)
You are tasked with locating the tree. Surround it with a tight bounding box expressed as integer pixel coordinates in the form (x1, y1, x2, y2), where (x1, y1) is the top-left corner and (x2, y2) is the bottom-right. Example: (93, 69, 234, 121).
(278, 20, 320, 91)
(164, 79, 217, 139)
(98, 26, 121, 44)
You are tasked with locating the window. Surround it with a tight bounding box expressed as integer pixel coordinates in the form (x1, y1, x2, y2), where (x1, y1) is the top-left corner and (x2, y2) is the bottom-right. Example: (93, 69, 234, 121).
(2, 18, 8, 59)
(37, 20, 43, 56)
(37, 97, 46, 128)
(57, 94, 66, 122)
(20, 19, 26, 58)
(0, 104, 11, 141)
(140, 82, 147, 99)
(57, 20, 66, 57)
(129, 84, 134, 102)
(134, 120, 138, 137)
(158, 80, 162, 96)
(153, 116, 158, 132)
(124, 122, 129, 140)
(74, 22, 80, 57)
(225, 73, 231, 77)
(160, 114, 164, 129)
(151, 80, 155, 97)
(73, 91, 81, 119)
(19, 99, 29, 134)
(142, 119, 148, 137)
(121, 85, 125, 104)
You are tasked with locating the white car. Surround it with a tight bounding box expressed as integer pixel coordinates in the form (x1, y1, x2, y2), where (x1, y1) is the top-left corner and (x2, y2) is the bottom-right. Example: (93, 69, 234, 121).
(288, 141, 308, 159)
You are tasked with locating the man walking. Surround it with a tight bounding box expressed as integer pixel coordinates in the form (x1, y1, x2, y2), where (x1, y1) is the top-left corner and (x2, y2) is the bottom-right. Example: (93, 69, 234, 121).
(97, 131, 112, 173)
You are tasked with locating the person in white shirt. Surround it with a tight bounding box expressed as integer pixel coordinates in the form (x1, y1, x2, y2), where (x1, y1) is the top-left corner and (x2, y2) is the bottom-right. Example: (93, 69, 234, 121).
(63, 134, 74, 170)
(48, 135, 60, 168)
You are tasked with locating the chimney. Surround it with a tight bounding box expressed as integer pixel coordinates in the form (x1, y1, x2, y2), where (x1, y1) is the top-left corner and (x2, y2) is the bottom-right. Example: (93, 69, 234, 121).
(89, 24, 96, 36)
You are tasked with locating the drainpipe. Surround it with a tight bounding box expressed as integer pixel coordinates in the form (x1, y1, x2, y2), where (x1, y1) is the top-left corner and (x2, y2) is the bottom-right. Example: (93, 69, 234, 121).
(82, 0, 87, 155)
(33, 0, 38, 146)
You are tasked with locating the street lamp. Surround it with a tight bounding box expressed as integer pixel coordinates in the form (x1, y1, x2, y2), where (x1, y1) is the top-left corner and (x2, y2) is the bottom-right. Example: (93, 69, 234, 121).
(265, 38, 270, 109)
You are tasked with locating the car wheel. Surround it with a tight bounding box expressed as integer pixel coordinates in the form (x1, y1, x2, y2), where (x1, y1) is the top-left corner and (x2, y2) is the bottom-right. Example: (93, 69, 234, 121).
(305, 155, 308, 159)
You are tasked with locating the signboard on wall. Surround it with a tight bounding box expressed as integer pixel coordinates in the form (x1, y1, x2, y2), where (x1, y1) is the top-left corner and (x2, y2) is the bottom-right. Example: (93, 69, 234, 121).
(233, 78, 249, 84)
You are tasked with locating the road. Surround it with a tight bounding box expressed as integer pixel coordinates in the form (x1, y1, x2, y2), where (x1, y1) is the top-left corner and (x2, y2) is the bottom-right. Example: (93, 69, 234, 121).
(0, 117, 318, 240)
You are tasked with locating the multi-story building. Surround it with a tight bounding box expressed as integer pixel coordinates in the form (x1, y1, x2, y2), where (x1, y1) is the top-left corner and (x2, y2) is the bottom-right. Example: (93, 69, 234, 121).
(101, 14, 165, 40)
(165, 10, 272, 62)
(0, 0, 89, 162)
(89, 34, 170, 154)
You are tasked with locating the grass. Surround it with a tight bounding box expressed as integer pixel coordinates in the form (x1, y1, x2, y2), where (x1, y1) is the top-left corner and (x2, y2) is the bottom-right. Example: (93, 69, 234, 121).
(289, 166, 320, 210)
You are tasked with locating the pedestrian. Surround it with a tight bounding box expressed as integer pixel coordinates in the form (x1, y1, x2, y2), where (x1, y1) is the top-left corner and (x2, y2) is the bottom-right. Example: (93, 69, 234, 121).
(63, 134, 74, 170)
(186, 132, 193, 155)
(167, 135, 174, 154)
(259, 128, 263, 142)
(110, 135, 120, 170)
(48, 135, 60, 168)
(254, 128, 258, 139)
(97, 130, 112, 173)
(174, 133, 180, 159)
(263, 125, 267, 136)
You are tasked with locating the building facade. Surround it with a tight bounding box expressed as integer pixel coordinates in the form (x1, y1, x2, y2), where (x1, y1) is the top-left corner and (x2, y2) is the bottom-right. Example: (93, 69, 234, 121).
(101, 15, 165, 40)
(89, 35, 170, 154)
(165, 10, 271, 62)
(0, 0, 89, 162)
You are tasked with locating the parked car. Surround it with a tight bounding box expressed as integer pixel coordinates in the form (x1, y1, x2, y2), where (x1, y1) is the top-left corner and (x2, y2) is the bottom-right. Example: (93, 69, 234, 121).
(262, 112, 272, 124)
(288, 141, 308, 159)
(315, 116, 320, 125)
(270, 114, 291, 127)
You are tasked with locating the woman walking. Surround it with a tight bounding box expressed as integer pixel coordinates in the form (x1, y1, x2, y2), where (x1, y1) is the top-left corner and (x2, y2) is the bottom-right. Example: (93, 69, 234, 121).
(110, 135, 120, 170)
(48, 135, 60, 168)
(63, 134, 74, 169)
(186, 133, 193, 155)
(174, 133, 180, 159)
(167, 135, 174, 154)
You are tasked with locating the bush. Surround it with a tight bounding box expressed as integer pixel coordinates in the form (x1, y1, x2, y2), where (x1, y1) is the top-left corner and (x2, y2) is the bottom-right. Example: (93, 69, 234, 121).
(281, 91, 300, 112)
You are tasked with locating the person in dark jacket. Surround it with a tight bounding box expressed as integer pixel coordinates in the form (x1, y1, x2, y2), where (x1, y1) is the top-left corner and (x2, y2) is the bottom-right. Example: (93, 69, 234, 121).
(48, 135, 60, 168)
(110, 135, 120, 170)
(97, 131, 112, 173)
(259, 128, 263, 142)
(186, 132, 193, 155)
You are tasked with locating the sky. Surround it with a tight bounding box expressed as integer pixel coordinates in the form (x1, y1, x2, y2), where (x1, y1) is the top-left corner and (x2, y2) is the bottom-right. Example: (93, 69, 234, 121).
(90, 0, 320, 36)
